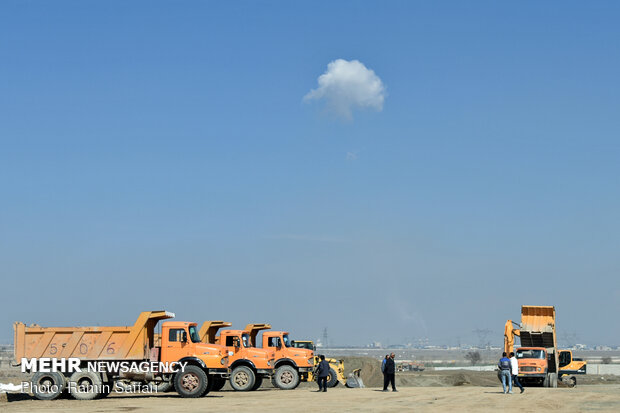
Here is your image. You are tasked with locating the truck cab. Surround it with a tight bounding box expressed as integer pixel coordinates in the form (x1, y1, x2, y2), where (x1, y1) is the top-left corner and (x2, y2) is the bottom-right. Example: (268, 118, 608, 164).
(246, 325, 314, 390)
(515, 347, 549, 385)
(558, 350, 587, 385)
(158, 321, 230, 396)
(199, 321, 275, 391)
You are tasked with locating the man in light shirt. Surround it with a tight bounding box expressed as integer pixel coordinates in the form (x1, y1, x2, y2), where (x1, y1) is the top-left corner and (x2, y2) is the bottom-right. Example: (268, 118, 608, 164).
(509, 351, 525, 393)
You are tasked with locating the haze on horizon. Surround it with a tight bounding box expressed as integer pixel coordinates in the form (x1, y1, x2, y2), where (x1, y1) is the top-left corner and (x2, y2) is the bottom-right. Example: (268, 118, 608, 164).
(1, 1, 619, 348)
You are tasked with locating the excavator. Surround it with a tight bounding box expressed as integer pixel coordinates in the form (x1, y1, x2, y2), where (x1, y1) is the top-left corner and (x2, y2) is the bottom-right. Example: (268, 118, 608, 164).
(504, 306, 587, 387)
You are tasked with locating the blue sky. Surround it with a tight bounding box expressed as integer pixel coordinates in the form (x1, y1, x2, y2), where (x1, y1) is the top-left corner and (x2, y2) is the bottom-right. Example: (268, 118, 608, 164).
(1, 1, 619, 347)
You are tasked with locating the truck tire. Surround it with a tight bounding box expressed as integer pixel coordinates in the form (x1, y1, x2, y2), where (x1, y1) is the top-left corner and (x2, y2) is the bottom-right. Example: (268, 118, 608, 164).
(251, 376, 263, 391)
(68, 371, 103, 400)
(550, 372, 558, 388)
(273, 365, 299, 390)
(174, 365, 209, 398)
(326, 368, 338, 388)
(31, 371, 66, 400)
(230, 365, 256, 391)
(211, 377, 226, 391)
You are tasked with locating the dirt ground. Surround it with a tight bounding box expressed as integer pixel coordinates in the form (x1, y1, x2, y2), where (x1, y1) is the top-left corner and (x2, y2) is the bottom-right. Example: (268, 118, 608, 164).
(3, 357, 620, 412)
(2, 384, 620, 413)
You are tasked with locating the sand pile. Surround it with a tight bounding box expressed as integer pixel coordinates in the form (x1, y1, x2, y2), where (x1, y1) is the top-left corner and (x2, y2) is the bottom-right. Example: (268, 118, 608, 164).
(340, 357, 384, 387)
(339, 357, 500, 388)
(397, 371, 500, 387)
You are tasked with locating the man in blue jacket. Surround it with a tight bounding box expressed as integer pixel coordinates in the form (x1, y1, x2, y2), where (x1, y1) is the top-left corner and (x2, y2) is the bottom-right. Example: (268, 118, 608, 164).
(498, 352, 513, 394)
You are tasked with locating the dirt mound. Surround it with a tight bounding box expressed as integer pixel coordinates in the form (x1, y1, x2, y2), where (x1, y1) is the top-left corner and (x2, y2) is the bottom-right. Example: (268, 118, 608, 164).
(340, 356, 384, 387)
(339, 357, 501, 388)
(571, 374, 620, 385)
(397, 371, 500, 387)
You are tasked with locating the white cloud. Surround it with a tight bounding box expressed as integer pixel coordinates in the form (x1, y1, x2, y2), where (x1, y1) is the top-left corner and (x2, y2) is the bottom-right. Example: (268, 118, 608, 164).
(346, 151, 358, 160)
(304, 59, 386, 120)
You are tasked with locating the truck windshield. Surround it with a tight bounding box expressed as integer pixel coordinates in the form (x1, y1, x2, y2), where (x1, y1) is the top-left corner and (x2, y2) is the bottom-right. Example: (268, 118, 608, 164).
(283, 334, 290, 347)
(242, 333, 252, 348)
(516, 349, 545, 359)
(188, 325, 201, 343)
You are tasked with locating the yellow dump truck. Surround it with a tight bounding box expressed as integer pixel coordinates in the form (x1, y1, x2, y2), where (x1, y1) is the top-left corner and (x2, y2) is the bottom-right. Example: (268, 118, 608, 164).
(14, 311, 230, 400)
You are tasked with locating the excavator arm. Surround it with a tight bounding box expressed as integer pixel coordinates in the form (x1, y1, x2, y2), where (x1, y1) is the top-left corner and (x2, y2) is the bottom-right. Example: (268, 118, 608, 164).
(504, 319, 520, 355)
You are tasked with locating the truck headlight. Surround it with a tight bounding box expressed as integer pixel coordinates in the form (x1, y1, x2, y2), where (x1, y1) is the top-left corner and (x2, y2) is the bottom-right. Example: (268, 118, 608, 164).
(308, 357, 314, 365)
(268, 359, 273, 367)
(537, 367, 541, 372)
(221, 357, 228, 365)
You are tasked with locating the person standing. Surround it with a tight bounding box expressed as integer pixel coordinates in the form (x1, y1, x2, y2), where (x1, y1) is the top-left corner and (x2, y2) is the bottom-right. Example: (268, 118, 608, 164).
(316, 355, 330, 392)
(498, 352, 513, 394)
(509, 352, 524, 393)
(382, 353, 397, 392)
(381, 355, 389, 374)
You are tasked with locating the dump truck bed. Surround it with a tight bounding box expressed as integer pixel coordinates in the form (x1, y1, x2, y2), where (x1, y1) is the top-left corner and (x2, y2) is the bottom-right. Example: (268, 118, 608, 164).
(14, 311, 174, 363)
(519, 306, 557, 348)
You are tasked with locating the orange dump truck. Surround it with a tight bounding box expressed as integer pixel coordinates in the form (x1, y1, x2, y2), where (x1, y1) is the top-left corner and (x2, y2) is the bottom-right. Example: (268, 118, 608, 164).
(245, 323, 314, 390)
(14, 311, 229, 400)
(199, 321, 275, 391)
(505, 305, 587, 387)
(504, 305, 559, 387)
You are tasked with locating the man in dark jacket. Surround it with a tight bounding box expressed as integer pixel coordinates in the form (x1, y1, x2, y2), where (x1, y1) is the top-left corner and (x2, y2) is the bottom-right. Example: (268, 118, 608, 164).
(382, 353, 397, 392)
(316, 355, 330, 392)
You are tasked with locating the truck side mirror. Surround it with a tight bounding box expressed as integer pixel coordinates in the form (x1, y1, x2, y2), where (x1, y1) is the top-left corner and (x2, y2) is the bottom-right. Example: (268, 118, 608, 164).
(181, 331, 188, 343)
(233, 337, 240, 348)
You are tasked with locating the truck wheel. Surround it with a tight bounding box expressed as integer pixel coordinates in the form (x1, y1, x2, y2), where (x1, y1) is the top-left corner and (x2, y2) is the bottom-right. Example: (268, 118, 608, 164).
(251, 376, 263, 391)
(273, 365, 299, 390)
(174, 365, 209, 398)
(230, 366, 256, 391)
(326, 368, 338, 388)
(211, 377, 226, 391)
(549, 373, 558, 388)
(31, 372, 66, 400)
(68, 371, 103, 400)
